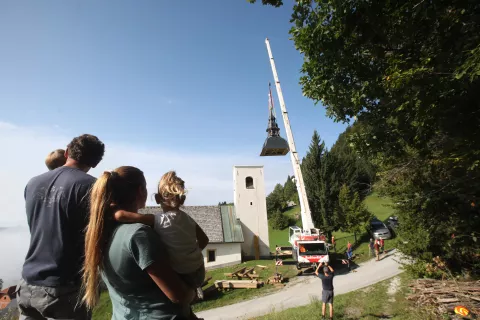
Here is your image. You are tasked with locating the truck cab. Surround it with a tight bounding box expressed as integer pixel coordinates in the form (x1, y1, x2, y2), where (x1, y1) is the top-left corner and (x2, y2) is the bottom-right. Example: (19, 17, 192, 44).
(289, 226, 329, 269)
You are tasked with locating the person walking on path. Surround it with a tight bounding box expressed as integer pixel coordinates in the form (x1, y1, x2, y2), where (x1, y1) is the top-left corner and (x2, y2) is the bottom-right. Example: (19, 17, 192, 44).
(315, 262, 335, 320)
(17, 134, 105, 320)
(374, 239, 381, 261)
(347, 240, 352, 251)
(331, 235, 336, 252)
(369, 238, 375, 257)
(380, 238, 385, 255)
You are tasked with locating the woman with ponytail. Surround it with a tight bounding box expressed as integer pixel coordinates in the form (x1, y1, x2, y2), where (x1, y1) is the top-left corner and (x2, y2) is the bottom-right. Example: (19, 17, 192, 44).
(83, 166, 195, 320)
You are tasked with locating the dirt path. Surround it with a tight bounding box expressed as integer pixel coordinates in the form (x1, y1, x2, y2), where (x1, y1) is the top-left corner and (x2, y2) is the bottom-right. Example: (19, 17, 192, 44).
(197, 250, 403, 320)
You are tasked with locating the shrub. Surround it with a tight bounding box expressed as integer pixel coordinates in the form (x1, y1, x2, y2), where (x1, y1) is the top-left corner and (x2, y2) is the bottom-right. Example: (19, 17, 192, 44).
(271, 211, 290, 230)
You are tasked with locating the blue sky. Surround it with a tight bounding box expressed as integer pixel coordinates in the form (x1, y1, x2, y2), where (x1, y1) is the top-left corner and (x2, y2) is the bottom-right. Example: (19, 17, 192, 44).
(0, 1, 346, 226)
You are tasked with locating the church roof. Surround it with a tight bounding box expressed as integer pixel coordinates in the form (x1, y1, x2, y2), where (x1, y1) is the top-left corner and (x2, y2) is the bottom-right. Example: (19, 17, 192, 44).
(140, 205, 244, 244)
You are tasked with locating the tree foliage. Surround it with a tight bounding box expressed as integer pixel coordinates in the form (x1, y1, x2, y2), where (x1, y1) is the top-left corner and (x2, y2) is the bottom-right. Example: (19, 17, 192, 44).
(301, 129, 375, 236)
(330, 125, 376, 198)
(266, 183, 285, 216)
(247, 0, 282, 7)
(337, 184, 372, 243)
(283, 175, 299, 205)
(287, 0, 480, 274)
(0, 278, 3, 290)
(302, 131, 334, 233)
(270, 211, 290, 230)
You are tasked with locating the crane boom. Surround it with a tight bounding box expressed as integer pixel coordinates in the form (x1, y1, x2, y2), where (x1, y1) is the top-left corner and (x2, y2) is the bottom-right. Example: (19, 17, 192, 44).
(265, 38, 315, 231)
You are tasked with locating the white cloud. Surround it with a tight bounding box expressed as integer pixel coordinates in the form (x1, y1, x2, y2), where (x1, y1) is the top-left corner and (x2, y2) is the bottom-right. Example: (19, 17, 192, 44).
(0, 121, 293, 228)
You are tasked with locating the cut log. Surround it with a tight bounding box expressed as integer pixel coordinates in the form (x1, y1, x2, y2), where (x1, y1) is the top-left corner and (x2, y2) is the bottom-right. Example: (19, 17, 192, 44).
(215, 280, 259, 289)
(231, 267, 246, 275)
(241, 267, 255, 277)
(224, 272, 259, 279)
(436, 298, 459, 303)
(256, 265, 267, 269)
(224, 273, 259, 279)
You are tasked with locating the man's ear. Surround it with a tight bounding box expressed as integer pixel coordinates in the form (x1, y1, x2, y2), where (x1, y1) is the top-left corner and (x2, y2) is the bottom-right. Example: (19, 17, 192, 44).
(64, 148, 69, 158)
(154, 193, 161, 204)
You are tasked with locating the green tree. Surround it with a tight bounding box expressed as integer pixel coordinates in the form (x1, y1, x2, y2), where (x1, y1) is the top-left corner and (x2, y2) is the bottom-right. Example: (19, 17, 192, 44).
(266, 183, 285, 216)
(270, 210, 290, 230)
(302, 131, 336, 235)
(330, 124, 376, 198)
(0, 278, 3, 290)
(338, 184, 372, 243)
(283, 175, 299, 205)
(279, 0, 480, 274)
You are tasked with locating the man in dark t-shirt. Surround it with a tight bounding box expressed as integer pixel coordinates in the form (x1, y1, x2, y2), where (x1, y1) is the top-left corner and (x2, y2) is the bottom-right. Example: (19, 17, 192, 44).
(17, 134, 105, 320)
(315, 262, 335, 320)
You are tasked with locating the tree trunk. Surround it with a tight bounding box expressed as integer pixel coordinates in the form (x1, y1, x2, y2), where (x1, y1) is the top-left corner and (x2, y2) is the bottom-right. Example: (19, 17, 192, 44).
(354, 232, 357, 244)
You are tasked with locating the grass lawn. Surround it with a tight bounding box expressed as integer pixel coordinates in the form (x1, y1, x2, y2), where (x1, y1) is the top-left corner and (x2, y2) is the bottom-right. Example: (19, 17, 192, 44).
(92, 259, 299, 319)
(256, 272, 433, 320)
(192, 259, 298, 312)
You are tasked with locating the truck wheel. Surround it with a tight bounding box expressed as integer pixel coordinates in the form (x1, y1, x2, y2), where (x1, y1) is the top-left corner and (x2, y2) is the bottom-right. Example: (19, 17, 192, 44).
(296, 264, 301, 270)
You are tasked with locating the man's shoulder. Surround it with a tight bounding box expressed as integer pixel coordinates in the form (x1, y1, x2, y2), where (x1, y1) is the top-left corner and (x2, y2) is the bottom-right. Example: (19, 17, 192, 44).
(63, 167, 95, 184)
(28, 167, 95, 187)
(27, 170, 55, 186)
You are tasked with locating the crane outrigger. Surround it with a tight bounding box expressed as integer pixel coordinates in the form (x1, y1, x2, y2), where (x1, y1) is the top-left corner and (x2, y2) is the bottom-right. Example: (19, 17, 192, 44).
(261, 38, 329, 269)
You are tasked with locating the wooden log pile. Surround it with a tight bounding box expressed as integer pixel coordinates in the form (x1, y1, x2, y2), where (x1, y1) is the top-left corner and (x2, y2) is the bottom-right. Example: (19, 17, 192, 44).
(408, 279, 480, 317)
(224, 265, 265, 280)
(215, 280, 264, 289)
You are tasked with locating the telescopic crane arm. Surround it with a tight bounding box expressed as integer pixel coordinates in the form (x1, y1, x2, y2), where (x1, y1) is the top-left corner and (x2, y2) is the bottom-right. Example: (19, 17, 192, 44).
(265, 38, 315, 231)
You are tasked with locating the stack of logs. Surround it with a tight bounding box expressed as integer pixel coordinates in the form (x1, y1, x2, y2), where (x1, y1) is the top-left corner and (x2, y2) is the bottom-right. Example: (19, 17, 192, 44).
(217, 265, 266, 289)
(408, 279, 480, 317)
(198, 265, 286, 300)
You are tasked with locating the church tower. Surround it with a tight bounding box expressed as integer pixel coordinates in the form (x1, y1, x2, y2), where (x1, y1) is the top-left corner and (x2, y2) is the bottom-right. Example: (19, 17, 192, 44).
(233, 165, 270, 259)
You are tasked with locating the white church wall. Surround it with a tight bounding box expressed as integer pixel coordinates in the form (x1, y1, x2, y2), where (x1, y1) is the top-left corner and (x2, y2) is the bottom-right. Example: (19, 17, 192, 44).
(233, 166, 270, 259)
(203, 243, 242, 269)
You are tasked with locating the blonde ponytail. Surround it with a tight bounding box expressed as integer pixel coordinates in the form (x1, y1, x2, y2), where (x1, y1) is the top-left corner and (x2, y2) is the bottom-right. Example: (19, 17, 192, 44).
(82, 172, 111, 309)
(82, 166, 146, 309)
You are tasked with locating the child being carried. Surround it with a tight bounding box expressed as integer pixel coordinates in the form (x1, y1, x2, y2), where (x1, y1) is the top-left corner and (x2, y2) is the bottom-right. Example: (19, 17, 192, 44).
(114, 171, 209, 319)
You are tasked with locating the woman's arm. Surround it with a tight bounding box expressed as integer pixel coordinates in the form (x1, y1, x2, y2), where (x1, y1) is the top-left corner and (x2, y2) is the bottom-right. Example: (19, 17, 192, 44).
(114, 210, 155, 228)
(146, 261, 196, 305)
(196, 224, 209, 250)
(130, 226, 195, 305)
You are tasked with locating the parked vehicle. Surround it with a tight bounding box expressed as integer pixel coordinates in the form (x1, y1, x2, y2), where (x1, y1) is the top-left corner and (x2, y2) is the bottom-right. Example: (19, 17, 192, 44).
(370, 219, 392, 240)
(387, 216, 399, 231)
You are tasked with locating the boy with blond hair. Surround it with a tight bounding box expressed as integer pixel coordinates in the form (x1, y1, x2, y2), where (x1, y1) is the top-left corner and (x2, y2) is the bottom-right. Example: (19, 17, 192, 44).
(45, 149, 67, 170)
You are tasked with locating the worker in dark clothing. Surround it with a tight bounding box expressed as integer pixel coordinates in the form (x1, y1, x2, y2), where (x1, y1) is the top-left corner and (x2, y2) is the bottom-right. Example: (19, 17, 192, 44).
(315, 262, 335, 320)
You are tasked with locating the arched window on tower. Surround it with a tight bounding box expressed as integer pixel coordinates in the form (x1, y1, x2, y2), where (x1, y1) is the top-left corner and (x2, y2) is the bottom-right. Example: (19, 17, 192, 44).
(245, 176, 254, 189)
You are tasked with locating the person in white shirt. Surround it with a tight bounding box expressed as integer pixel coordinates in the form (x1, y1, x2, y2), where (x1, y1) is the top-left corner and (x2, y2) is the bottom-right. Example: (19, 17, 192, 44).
(114, 171, 209, 319)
